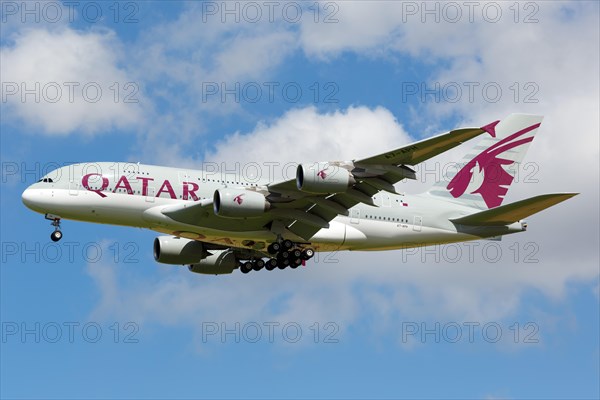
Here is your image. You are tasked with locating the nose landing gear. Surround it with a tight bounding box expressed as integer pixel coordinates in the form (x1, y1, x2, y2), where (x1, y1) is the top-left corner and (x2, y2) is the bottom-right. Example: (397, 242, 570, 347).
(45, 214, 63, 242)
(50, 230, 63, 242)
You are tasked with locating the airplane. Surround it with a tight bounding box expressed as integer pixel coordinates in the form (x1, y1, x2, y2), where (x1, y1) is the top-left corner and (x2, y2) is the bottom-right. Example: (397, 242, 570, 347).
(21, 114, 577, 275)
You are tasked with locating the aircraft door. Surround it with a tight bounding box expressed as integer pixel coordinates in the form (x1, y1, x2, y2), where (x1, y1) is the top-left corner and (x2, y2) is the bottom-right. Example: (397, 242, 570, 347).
(145, 186, 156, 203)
(350, 208, 360, 224)
(413, 215, 422, 232)
(69, 181, 79, 196)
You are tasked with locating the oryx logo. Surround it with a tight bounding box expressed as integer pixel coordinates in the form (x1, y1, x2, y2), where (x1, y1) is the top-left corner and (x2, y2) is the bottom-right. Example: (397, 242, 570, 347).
(233, 194, 244, 205)
(447, 123, 540, 208)
(317, 168, 328, 180)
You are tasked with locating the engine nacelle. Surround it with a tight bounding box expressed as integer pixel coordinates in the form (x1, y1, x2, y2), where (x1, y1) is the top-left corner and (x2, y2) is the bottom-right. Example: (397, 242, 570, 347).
(188, 249, 236, 275)
(153, 236, 207, 265)
(296, 162, 355, 194)
(213, 189, 270, 218)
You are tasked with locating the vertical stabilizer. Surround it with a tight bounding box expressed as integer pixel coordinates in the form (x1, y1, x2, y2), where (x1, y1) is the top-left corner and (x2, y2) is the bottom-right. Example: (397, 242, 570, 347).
(427, 114, 543, 209)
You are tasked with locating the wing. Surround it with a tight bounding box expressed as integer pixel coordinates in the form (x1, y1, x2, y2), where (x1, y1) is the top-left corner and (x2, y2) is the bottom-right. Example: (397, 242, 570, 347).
(266, 126, 488, 240)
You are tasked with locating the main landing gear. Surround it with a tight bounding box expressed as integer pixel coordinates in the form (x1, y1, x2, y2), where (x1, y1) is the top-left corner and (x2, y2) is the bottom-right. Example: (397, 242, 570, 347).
(45, 214, 63, 242)
(239, 240, 315, 274)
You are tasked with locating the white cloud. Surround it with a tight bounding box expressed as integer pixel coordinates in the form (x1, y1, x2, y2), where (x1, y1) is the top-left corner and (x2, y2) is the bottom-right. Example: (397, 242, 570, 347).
(134, 3, 298, 88)
(299, 2, 403, 58)
(206, 105, 410, 168)
(122, 4, 301, 163)
(298, 1, 597, 62)
(1, 27, 144, 135)
(211, 30, 297, 82)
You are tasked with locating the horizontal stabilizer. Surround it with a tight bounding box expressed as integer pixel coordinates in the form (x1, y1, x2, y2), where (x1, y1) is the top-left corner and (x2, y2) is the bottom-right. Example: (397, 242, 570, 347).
(450, 193, 578, 226)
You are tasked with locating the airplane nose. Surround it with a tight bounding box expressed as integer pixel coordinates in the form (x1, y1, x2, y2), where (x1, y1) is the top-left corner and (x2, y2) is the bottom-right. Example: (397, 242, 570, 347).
(22, 188, 38, 209)
(22, 186, 53, 213)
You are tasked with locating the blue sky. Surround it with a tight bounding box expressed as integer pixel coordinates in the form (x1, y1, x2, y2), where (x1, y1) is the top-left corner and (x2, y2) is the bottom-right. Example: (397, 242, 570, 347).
(1, 1, 599, 399)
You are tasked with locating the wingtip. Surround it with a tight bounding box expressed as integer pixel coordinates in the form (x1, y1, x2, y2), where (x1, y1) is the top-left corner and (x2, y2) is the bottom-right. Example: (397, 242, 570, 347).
(559, 192, 580, 197)
(480, 120, 500, 137)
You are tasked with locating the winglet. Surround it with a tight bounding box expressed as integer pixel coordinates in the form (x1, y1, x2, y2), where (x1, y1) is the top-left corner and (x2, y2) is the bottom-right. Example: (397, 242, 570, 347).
(480, 120, 500, 137)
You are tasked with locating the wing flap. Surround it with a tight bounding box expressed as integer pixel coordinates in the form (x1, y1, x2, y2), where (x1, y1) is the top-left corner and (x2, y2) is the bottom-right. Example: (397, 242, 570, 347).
(450, 193, 578, 226)
(308, 197, 350, 216)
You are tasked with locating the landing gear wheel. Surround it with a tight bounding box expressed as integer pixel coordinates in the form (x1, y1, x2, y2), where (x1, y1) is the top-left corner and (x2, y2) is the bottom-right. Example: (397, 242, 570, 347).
(265, 259, 278, 271)
(50, 230, 62, 242)
(301, 248, 315, 260)
(267, 242, 281, 255)
(290, 249, 302, 259)
(240, 261, 253, 274)
(47, 216, 62, 242)
(252, 259, 265, 271)
(277, 253, 290, 269)
(282, 240, 294, 250)
(290, 258, 302, 269)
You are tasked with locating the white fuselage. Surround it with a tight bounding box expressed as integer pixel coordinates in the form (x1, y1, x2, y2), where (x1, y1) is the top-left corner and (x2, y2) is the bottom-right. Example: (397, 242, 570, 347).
(22, 162, 524, 252)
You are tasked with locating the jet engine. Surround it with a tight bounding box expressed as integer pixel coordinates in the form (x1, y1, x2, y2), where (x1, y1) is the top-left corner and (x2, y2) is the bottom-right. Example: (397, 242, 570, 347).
(153, 236, 207, 265)
(296, 162, 355, 194)
(213, 189, 270, 218)
(188, 249, 237, 275)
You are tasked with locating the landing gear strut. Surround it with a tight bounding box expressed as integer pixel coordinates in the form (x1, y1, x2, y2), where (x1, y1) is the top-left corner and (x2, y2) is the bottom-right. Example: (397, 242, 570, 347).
(45, 214, 62, 242)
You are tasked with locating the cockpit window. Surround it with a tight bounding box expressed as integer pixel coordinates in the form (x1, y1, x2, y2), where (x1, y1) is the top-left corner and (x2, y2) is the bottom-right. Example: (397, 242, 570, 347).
(37, 178, 54, 183)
